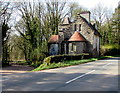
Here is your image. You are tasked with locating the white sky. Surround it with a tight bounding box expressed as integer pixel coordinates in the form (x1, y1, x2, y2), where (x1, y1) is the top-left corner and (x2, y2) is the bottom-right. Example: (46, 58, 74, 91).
(75, 0, 119, 11)
(2, 0, 119, 11)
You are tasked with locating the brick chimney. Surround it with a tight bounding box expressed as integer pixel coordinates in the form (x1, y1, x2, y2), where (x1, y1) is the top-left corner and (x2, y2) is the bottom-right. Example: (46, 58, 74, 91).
(80, 11, 91, 22)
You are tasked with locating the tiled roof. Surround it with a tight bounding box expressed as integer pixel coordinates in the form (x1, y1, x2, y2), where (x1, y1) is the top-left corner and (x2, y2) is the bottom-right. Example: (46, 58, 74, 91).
(69, 31, 86, 42)
(48, 35, 59, 43)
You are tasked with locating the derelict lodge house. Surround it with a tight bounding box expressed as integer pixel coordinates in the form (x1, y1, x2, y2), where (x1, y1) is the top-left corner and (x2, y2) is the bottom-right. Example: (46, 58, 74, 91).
(48, 11, 101, 57)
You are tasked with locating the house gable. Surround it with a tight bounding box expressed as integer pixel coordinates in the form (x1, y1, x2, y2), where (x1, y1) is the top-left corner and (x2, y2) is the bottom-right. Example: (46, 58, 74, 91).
(49, 11, 101, 57)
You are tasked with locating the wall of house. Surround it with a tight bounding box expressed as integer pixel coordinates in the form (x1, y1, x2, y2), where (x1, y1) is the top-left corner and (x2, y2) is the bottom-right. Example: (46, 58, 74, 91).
(76, 42, 86, 54)
(59, 31, 64, 42)
(69, 42, 86, 54)
(92, 35, 100, 56)
(69, 43, 76, 54)
(59, 24, 73, 40)
(97, 36, 100, 55)
(72, 18, 94, 54)
(93, 35, 97, 49)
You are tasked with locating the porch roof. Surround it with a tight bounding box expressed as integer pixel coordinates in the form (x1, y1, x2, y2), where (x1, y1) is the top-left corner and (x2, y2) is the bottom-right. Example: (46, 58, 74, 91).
(48, 35, 59, 43)
(69, 31, 86, 42)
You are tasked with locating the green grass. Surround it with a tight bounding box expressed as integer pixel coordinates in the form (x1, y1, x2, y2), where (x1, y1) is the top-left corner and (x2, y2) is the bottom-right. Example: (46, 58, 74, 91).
(32, 55, 119, 71)
(101, 44, 120, 49)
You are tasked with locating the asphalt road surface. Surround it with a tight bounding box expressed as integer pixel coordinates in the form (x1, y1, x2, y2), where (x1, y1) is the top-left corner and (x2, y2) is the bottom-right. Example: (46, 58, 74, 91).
(2, 57, 119, 91)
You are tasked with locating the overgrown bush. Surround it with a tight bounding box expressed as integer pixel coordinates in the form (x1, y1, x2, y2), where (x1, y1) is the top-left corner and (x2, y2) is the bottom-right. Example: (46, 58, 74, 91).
(31, 61, 43, 68)
(100, 44, 120, 56)
(43, 53, 90, 65)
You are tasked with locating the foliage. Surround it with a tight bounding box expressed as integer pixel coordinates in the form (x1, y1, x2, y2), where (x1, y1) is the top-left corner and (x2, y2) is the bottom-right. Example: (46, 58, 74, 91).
(100, 44, 120, 56)
(68, 2, 86, 20)
(32, 55, 115, 71)
(15, 3, 46, 65)
(45, 1, 66, 35)
(2, 43, 11, 66)
(43, 53, 90, 65)
(12, 1, 67, 66)
(91, 3, 120, 45)
(2, 23, 10, 66)
(111, 6, 120, 44)
(2, 1, 119, 67)
(1, 2, 14, 66)
(10, 61, 28, 65)
(43, 56, 51, 65)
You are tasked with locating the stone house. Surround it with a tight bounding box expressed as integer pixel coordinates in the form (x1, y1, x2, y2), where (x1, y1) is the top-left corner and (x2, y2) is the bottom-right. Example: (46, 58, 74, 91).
(48, 11, 101, 57)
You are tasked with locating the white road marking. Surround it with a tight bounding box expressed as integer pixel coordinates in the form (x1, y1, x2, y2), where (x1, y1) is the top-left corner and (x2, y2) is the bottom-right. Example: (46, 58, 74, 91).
(102, 63, 113, 68)
(65, 70, 95, 84)
(65, 63, 113, 84)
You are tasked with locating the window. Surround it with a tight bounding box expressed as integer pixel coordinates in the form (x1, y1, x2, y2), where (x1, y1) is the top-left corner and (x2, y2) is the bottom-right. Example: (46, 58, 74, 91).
(71, 43, 76, 52)
(74, 24, 77, 31)
(71, 43, 74, 51)
(79, 24, 81, 31)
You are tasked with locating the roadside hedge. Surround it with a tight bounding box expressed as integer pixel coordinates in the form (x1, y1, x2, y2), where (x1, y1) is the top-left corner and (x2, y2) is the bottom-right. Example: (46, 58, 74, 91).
(43, 53, 90, 65)
(100, 44, 120, 56)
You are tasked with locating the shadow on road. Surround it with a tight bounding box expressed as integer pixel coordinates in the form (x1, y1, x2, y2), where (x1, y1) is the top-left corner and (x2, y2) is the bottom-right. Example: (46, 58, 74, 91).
(2, 71, 119, 91)
(2, 57, 119, 92)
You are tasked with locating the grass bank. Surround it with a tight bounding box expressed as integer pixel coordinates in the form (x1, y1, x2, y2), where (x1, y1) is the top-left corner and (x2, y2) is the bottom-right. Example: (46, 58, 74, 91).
(32, 55, 119, 71)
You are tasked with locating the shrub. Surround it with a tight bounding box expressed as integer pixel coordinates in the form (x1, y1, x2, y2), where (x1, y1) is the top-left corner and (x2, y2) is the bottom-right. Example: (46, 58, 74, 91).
(43, 53, 90, 65)
(100, 44, 120, 56)
(31, 61, 43, 68)
(43, 56, 52, 65)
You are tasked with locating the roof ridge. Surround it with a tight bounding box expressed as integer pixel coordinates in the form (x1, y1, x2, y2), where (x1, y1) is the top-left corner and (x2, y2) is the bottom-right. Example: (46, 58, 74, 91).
(79, 16, 101, 36)
(69, 31, 86, 42)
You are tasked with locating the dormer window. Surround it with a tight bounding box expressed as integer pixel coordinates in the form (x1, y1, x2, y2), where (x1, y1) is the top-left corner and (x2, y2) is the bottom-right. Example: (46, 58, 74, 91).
(79, 24, 81, 31)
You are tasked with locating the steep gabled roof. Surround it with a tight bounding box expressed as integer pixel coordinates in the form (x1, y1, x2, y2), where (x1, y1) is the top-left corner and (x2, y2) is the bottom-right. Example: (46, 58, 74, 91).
(69, 31, 86, 42)
(80, 16, 101, 36)
(48, 35, 59, 43)
(62, 17, 71, 25)
(80, 11, 91, 14)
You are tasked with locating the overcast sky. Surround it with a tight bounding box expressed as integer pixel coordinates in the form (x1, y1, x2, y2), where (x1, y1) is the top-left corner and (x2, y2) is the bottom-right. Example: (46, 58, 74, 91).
(2, 0, 119, 11)
(75, 0, 119, 11)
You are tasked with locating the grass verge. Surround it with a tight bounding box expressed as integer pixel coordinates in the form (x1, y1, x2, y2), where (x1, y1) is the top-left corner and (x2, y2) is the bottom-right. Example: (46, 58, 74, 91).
(32, 55, 119, 71)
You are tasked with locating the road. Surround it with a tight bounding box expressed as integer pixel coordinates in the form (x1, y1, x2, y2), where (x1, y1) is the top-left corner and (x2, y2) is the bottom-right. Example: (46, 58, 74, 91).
(2, 57, 119, 91)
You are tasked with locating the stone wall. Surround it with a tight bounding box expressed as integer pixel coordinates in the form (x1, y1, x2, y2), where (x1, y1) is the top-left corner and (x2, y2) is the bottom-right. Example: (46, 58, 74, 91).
(69, 42, 86, 54)
(71, 17, 94, 54)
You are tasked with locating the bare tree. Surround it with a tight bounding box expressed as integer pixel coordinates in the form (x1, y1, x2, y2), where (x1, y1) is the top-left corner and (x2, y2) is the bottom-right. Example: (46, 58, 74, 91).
(68, 2, 86, 20)
(44, 0, 66, 35)
(91, 3, 107, 26)
(91, 3, 113, 45)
